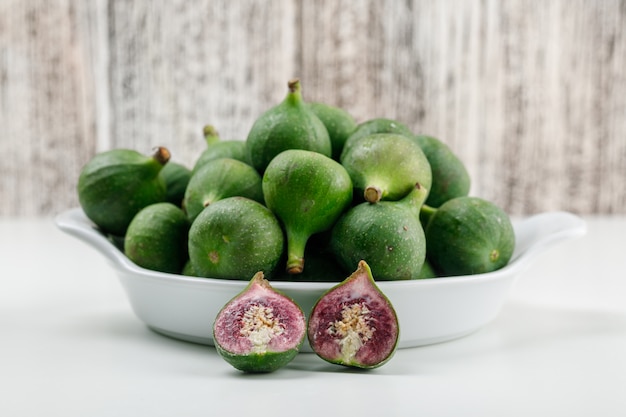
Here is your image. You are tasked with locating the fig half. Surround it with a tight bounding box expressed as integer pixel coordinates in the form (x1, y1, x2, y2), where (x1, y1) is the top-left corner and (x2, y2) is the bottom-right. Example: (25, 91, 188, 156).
(307, 260, 399, 369)
(213, 272, 306, 373)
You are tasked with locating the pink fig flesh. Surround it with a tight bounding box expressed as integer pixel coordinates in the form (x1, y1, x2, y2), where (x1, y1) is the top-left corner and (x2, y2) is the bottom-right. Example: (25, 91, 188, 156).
(307, 260, 399, 368)
(213, 272, 306, 372)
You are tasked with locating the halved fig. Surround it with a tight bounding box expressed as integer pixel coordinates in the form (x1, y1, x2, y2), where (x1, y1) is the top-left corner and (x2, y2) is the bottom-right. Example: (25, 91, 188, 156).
(213, 272, 306, 373)
(307, 260, 399, 369)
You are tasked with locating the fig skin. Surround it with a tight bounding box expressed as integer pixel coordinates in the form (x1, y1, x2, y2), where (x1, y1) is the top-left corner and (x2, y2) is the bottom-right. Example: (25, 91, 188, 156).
(424, 196, 515, 276)
(340, 133, 432, 204)
(183, 157, 264, 222)
(307, 102, 357, 161)
(273, 241, 346, 282)
(187, 197, 284, 280)
(340, 117, 415, 159)
(77, 147, 169, 236)
(330, 183, 428, 281)
(246, 78, 332, 174)
(124, 202, 189, 274)
(413, 135, 470, 208)
(262, 149, 353, 275)
(417, 259, 438, 279)
(307, 260, 399, 369)
(160, 161, 192, 207)
(192, 141, 250, 174)
(192, 125, 250, 173)
(213, 271, 306, 373)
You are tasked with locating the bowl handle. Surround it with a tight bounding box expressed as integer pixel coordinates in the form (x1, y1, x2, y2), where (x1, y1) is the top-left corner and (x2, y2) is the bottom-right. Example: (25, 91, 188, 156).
(55, 208, 131, 268)
(511, 211, 587, 268)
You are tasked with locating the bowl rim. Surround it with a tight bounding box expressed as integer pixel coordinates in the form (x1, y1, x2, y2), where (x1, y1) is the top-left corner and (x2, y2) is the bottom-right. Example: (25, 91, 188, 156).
(55, 207, 587, 291)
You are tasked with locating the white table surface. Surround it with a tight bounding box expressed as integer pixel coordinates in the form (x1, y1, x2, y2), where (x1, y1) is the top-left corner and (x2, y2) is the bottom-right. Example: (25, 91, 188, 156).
(1, 215, 625, 417)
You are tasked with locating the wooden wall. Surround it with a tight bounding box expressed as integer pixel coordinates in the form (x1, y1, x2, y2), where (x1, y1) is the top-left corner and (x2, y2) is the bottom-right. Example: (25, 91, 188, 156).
(1, 0, 625, 217)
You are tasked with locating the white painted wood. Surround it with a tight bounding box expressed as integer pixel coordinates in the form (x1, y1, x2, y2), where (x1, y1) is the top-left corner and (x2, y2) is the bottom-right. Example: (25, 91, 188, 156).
(0, 0, 99, 216)
(299, 0, 626, 215)
(106, 0, 298, 166)
(1, 0, 624, 216)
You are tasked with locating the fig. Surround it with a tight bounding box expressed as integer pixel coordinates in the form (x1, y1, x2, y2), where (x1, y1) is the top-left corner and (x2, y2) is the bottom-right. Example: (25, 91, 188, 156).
(107, 234, 125, 252)
(246, 78, 332, 173)
(273, 237, 346, 283)
(340, 117, 415, 158)
(124, 202, 189, 273)
(308, 260, 399, 369)
(77, 147, 169, 236)
(160, 161, 192, 207)
(188, 197, 284, 280)
(192, 141, 250, 173)
(201, 124, 221, 146)
(262, 149, 353, 275)
(423, 196, 515, 276)
(183, 158, 264, 222)
(414, 135, 470, 207)
(307, 101, 357, 161)
(181, 259, 197, 277)
(192, 125, 250, 174)
(213, 271, 306, 373)
(417, 259, 438, 279)
(330, 183, 428, 280)
(340, 133, 432, 203)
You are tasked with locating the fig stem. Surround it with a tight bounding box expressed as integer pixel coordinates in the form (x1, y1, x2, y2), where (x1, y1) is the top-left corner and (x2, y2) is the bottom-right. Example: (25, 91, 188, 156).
(419, 204, 437, 227)
(364, 186, 382, 204)
(286, 259, 304, 275)
(401, 182, 429, 217)
(151, 146, 171, 166)
(285, 229, 306, 274)
(203, 125, 220, 146)
(286, 78, 303, 107)
(288, 78, 300, 93)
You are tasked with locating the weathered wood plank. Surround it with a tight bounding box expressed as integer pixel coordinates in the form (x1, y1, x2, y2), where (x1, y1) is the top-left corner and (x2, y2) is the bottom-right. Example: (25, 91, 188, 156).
(0, 0, 99, 216)
(298, 0, 626, 215)
(107, 0, 298, 168)
(0, 0, 624, 217)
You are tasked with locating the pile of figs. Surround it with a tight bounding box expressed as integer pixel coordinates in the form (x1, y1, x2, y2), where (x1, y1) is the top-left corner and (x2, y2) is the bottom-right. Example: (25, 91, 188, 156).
(76, 78, 515, 372)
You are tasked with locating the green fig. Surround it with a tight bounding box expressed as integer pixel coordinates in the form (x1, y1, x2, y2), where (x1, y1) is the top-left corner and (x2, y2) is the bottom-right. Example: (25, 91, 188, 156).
(160, 161, 192, 207)
(77, 147, 169, 236)
(183, 158, 264, 222)
(307, 260, 399, 369)
(188, 197, 284, 280)
(340, 133, 432, 204)
(417, 259, 438, 279)
(307, 102, 357, 161)
(331, 183, 428, 280)
(213, 271, 306, 373)
(192, 125, 250, 174)
(423, 196, 515, 276)
(107, 234, 125, 252)
(414, 135, 471, 207)
(262, 149, 353, 275)
(273, 236, 346, 283)
(124, 202, 189, 273)
(181, 259, 197, 277)
(341, 117, 415, 158)
(192, 141, 250, 174)
(246, 78, 332, 173)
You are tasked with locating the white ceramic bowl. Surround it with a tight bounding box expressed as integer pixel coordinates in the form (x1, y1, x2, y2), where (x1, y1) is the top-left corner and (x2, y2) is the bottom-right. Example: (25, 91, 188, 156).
(56, 208, 586, 351)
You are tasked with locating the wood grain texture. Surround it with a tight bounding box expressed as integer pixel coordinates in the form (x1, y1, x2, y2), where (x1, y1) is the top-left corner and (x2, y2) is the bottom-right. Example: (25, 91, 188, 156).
(1, 0, 625, 217)
(299, 0, 626, 215)
(107, 0, 298, 166)
(1, 0, 99, 216)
